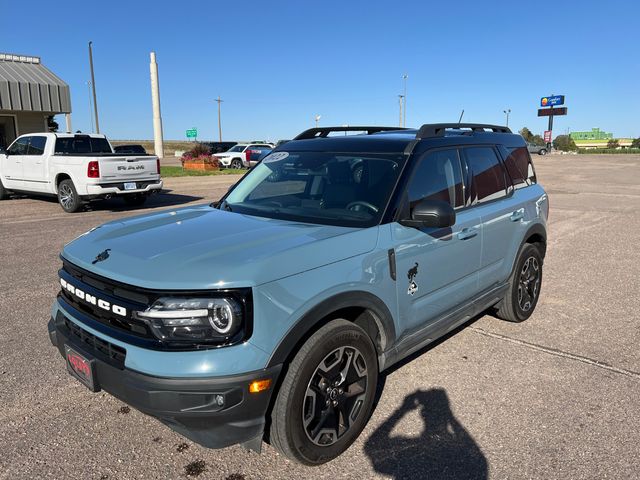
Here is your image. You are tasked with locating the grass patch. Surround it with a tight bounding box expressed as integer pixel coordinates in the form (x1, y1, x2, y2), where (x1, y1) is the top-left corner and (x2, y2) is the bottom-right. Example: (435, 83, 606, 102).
(161, 166, 245, 177)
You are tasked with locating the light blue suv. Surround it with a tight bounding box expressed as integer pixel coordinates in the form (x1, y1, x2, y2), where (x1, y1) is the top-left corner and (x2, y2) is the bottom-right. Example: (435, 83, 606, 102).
(48, 124, 548, 465)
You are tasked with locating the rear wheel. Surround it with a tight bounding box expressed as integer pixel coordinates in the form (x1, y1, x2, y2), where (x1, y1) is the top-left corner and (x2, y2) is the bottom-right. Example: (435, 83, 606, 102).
(122, 194, 148, 207)
(58, 179, 83, 213)
(269, 319, 378, 465)
(539, 149, 547, 155)
(495, 243, 543, 322)
(0, 178, 9, 200)
(231, 158, 243, 169)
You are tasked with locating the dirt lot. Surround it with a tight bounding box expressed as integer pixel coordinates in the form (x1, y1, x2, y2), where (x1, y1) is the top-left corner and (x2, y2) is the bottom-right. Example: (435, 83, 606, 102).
(0, 154, 638, 479)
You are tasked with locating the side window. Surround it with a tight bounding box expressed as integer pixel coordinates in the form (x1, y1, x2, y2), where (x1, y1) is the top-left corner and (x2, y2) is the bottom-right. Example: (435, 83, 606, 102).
(464, 147, 508, 204)
(407, 149, 465, 209)
(7, 137, 30, 155)
(27, 136, 46, 155)
(503, 146, 537, 188)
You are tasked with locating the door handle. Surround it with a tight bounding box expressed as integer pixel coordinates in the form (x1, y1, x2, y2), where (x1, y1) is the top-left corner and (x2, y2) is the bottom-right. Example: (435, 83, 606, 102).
(510, 208, 525, 222)
(457, 227, 478, 240)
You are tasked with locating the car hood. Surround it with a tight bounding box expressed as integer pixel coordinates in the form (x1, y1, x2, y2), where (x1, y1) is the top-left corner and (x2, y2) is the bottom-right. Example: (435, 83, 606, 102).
(62, 205, 379, 289)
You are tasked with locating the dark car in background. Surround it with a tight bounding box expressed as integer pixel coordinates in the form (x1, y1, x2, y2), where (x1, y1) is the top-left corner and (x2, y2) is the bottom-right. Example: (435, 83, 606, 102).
(527, 143, 548, 155)
(113, 144, 148, 155)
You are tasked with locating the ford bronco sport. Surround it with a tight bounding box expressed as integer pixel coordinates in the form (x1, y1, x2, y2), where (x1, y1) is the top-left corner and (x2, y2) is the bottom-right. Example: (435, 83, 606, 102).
(48, 123, 548, 465)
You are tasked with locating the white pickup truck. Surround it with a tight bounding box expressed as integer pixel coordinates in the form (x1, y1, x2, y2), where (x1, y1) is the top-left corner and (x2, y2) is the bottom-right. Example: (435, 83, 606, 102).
(0, 133, 162, 212)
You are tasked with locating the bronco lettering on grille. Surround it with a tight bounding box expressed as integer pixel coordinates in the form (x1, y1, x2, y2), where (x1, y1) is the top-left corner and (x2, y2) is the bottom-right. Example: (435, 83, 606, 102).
(60, 277, 127, 317)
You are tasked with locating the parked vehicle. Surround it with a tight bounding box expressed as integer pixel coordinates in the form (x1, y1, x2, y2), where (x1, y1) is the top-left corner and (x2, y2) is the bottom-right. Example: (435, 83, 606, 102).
(48, 124, 548, 465)
(0, 133, 162, 212)
(201, 141, 238, 155)
(527, 142, 548, 155)
(214, 143, 274, 169)
(113, 144, 147, 154)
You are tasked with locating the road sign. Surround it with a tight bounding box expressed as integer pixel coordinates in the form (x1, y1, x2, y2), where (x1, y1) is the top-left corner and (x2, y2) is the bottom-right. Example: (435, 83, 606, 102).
(541, 95, 565, 107)
(538, 107, 567, 117)
(186, 128, 198, 139)
(544, 130, 552, 143)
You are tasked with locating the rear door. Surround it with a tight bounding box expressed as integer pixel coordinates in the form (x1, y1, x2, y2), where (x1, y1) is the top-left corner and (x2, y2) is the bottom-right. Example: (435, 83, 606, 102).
(461, 146, 522, 291)
(393, 148, 482, 335)
(22, 135, 48, 192)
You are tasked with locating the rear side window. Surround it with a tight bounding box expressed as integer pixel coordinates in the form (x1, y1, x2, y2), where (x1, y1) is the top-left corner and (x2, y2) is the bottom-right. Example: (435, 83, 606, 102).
(55, 136, 113, 154)
(407, 148, 465, 209)
(503, 146, 537, 188)
(27, 136, 46, 155)
(464, 147, 508, 204)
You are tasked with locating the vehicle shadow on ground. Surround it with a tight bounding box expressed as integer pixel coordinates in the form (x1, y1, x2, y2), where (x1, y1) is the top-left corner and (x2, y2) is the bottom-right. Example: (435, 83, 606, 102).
(364, 387, 487, 480)
(86, 190, 204, 212)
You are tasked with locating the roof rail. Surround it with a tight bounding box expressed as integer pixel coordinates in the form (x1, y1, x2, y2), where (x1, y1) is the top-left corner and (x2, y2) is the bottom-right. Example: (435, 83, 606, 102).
(293, 126, 408, 140)
(416, 123, 512, 139)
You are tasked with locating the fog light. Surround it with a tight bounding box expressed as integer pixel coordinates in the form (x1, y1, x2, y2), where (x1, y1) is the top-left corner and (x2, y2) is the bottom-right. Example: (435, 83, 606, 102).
(249, 379, 272, 394)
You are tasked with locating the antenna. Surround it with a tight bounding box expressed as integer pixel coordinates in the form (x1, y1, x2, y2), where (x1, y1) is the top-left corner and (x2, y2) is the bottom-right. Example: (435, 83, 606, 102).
(458, 109, 465, 123)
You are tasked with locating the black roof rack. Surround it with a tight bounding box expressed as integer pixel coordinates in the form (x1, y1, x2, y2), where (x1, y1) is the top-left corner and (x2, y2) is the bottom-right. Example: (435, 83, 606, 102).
(293, 126, 408, 140)
(416, 123, 512, 139)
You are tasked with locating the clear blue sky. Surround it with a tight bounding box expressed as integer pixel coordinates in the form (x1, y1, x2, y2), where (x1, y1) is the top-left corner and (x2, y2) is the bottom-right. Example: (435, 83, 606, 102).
(3, 0, 639, 140)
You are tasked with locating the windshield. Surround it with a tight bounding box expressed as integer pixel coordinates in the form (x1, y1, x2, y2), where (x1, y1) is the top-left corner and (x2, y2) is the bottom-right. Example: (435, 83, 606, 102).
(222, 151, 405, 227)
(227, 145, 246, 153)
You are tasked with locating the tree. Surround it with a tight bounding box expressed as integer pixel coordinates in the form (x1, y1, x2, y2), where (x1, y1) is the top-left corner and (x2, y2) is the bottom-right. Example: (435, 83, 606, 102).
(632, 138, 640, 148)
(607, 139, 620, 149)
(47, 115, 59, 132)
(552, 135, 577, 152)
(519, 127, 534, 142)
(531, 134, 545, 146)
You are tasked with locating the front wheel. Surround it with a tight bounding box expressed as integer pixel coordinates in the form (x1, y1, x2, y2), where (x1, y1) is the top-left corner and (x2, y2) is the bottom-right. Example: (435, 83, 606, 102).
(58, 179, 83, 213)
(495, 243, 543, 322)
(269, 319, 378, 465)
(230, 158, 243, 169)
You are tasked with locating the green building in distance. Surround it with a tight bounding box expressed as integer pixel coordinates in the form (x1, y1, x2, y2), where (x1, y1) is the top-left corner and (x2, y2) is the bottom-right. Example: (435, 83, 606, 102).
(570, 128, 613, 141)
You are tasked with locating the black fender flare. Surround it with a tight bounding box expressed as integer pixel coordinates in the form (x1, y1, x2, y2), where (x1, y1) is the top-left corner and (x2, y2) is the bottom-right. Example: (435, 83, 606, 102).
(266, 290, 396, 368)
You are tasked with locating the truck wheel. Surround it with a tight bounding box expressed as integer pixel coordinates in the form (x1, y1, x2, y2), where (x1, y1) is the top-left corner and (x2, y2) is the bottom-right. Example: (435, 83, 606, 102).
(0, 178, 9, 200)
(231, 158, 243, 169)
(123, 194, 148, 207)
(58, 179, 83, 213)
(269, 319, 378, 465)
(495, 243, 543, 322)
(539, 149, 547, 155)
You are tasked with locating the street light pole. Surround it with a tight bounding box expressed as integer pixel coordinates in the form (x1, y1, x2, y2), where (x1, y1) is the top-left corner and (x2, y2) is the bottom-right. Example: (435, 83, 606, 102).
(215, 97, 223, 142)
(503, 109, 511, 127)
(398, 95, 404, 127)
(88, 41, 100, 134)
(315, 115, 321, 128)
(402, 74, 408, 127)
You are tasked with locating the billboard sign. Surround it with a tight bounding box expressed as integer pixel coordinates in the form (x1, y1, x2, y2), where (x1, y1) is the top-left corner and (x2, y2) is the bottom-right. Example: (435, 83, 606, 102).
(540, 95, 565, 107)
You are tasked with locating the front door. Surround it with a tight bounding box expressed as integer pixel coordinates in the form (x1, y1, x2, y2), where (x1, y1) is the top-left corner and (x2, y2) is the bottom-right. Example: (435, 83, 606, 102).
(1, 136, 29, 189)
(392, 148, 482, 338)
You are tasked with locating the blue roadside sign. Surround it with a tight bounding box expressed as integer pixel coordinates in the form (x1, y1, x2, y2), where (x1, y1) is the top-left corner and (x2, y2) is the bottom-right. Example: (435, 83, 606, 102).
(540, 95, 565, 107)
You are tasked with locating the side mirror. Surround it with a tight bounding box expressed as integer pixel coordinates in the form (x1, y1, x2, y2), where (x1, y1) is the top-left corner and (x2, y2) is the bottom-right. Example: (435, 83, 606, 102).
(400, 199, 456, 229)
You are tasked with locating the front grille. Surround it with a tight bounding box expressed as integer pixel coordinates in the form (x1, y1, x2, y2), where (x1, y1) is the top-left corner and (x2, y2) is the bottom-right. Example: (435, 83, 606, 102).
(62, 315, 126, 369)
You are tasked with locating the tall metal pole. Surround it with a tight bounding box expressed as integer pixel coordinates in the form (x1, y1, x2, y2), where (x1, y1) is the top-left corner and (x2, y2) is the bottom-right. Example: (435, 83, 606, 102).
(398, 95, 404, 127)
(402, 74, 408, 127)
(216, 97, 223, 142)
(149, 52, 164, 158)
(88, 42, 100, 134)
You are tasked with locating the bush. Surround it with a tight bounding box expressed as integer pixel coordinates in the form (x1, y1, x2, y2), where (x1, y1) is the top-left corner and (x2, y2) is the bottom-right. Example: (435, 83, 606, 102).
(607, 139, 620, 149)
(181, 143, 219, 168)
(632, 138, 640, 148)
(552, 135, 577, 152)
(577, 148, 640, 154)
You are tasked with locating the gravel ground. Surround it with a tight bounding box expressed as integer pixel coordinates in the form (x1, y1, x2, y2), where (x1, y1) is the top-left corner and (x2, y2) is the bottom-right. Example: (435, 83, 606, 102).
(0, 154, 638, 479)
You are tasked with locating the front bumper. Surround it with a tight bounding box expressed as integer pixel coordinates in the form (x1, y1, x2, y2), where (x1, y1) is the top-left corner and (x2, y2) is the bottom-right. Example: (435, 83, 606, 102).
(85, 179, 163, 196)
(48, 313, 281, 449)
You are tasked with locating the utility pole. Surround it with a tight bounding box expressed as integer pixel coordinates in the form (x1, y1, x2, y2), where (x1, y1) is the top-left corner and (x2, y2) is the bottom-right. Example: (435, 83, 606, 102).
(88, 41, 100, 134)
(398, 95, 404, 127)
(86, 81, 94, 132)
(149, 52, 164, 158)
(503, 108, 511, 127)
(402, 74, 408, 127)
(215, 97, 223, 142)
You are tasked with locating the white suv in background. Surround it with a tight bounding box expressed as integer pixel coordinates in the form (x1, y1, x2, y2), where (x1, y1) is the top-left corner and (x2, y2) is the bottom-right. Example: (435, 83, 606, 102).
(214, 143, 274, 169)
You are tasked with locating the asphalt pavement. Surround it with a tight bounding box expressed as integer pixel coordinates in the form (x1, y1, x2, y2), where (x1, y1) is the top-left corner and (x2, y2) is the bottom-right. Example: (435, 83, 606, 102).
(0, 154, 638, 479)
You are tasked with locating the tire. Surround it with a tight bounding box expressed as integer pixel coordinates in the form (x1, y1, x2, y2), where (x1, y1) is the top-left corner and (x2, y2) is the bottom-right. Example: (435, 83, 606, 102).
(122, 194, 148, 207)
(57, 179, 83, 213)
(495, 243, 543, 322)
(539, 149, 547, 155)
(231, 158, 243, 169)
(0, 178, 9, 200)
(269, 319, 379, 465)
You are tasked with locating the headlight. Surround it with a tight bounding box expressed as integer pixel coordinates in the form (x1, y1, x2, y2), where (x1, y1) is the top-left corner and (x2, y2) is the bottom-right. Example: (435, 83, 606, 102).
(134, 297, 243, 344)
